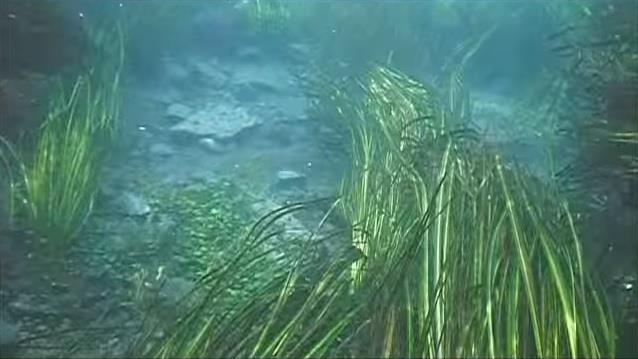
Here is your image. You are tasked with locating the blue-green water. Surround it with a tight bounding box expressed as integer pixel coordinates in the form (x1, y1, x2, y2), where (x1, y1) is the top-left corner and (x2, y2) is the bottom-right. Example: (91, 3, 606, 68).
(1, 1, 636, 357)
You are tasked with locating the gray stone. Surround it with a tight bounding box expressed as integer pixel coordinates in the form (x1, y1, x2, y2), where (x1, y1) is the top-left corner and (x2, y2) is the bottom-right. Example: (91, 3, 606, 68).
(50, 281, 69, 293)
(270, 96, 307, 121)
(159, 277, 196, 307)
(189, 58, 229, 88)
(232, 63, 295, 95)
(154, 87, 181, 106)
(164, 58, 190, 81)
(59, 318, 72, 331)
(166, 103, 192, 120)
(275, 170, 307, 191)
(199, 138, 225, 153)
(250, 198, 310, 238)
(170, 103, 260, 140)
(471, 96, 515, 143)
(0, 320, 18, 347)
(236, 46, 263, 61)
(117, 192, 151, 217)
(9, 294, 34, 313)
(288, 43, 312, 62)
(471, 93, 565, 179)
(233, 83, 262, 102)
(149, 143, 176, 157)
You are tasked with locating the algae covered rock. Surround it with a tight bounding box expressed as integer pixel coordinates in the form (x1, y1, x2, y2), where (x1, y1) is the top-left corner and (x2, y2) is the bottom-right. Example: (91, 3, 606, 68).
(170, 103, 260, 140)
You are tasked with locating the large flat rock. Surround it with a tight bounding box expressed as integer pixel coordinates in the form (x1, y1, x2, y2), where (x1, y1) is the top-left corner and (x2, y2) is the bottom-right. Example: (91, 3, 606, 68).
(170, 103, 260, 140)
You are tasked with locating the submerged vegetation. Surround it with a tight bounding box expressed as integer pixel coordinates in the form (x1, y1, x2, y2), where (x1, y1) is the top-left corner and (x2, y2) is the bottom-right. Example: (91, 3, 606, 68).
(131, 65, 615, 358)
(0, 22, 123, 251)
(149, 180, 256, 279)
(339, 67, 614, 357)
(541, 1, 638, 210)
(1, 1, 632, 358)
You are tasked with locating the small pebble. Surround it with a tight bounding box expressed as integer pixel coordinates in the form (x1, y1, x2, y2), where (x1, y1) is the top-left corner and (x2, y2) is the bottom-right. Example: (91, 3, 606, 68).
(622, 282, 633, 291)
(60, 319, 72, 331)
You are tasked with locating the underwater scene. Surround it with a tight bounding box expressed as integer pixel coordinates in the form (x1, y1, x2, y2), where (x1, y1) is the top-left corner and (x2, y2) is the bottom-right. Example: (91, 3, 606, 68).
(0, 0, 637, 358)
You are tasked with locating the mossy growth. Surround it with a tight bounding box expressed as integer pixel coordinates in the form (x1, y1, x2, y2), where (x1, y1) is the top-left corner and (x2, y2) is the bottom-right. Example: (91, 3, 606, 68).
(146, 178, 303, 304)
(149, 180, 252, 278)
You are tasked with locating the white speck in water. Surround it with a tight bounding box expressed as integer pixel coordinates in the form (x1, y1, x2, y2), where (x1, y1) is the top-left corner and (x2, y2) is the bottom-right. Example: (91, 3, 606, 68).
(78, 12, 84, 18)
(234, 164, 240, 169)
(138, 126, 147, 131)
(119, 3, 123, 7)
(8, 13, 16, 19)
(155, 266, 165, 281)
(331, 29, 336, 33)
(307, 162, 312, 168)
(623, 282, 633, 291)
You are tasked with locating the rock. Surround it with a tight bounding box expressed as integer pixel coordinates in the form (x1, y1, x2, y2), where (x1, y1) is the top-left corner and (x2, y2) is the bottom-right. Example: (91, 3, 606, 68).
(9, 294, 34, 313)
(50, 281, 69, 294)
(170, 103, 260, 140)
(199, 138, 225, 153)
(251, 197, 309, 232)
(471, 96, 515, 143)
(237, 46, 263, 61)
(471, 93, 566, 179)
(35, 324, 47, 333)
(271, 96, 307, 121)
(164, 58, 190, 82)
(288, 43, 312, 63)
(233, 83, 262, 102)
(0, 320, 18, 347)
(188, 58, 228, 88)
(275, 170, 307, 191)
(159, 277, 196, 307)
(59, 318, 72, 331)
(232, 63, 295, 95)
(149, 143, 176, 157)
(154, 87, 181, 106)
(117, 192, 151, 217)
(166, 103, 192, 120)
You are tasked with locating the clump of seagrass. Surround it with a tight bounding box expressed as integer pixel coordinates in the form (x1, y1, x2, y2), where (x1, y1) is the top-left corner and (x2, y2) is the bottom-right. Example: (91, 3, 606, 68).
(1, 22, 123, 252)
(135, 65, 615, 359)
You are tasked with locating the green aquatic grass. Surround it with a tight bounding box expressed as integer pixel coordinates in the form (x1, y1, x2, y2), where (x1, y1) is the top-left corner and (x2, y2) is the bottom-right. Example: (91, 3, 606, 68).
(239, 0, 291, 35)
(134, 200, 364, 359)
(1, 22, 124, 250)
(20, 77, 103, 245)
(137, 65, 614, 359)
(1, 77, 103, 245)
(336, 66, 615, 358)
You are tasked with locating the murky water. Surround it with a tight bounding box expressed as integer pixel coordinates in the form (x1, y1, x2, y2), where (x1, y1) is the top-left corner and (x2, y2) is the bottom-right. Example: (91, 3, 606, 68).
(1, 1, 636, 357)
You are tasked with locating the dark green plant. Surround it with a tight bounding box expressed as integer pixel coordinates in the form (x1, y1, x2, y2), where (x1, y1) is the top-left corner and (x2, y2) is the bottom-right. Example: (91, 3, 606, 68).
(238, 0, 290, 36)
(541, 1, 638, 210)
(2, 21, 124, 251)
(131, 199, 363, 358)
(335, 66, 615, 358)
(136, 65, 615, 358)
(149, 180, 254, 279)
(20, 77, 103, 245)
